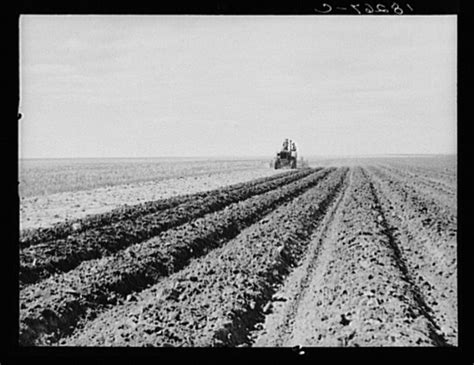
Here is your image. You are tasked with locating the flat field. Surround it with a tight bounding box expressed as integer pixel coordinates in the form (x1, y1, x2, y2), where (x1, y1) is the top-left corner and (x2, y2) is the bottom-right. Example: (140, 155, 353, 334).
(19, 158, 279, 230)
(18, 155, 457, 347)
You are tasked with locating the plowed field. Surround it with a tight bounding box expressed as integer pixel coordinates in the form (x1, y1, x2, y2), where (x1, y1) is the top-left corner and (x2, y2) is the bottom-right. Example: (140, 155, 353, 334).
(19, 157, 457, 347)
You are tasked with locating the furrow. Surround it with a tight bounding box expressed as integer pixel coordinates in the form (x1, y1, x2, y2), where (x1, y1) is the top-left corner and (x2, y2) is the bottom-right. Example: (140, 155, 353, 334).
(20, 169, 316, 286)
(389, 163, 456, 187)
(20, 169, 302, 248)
(60, 168, 348, 346)
(251, 167, 352, 347)
(362, 168, 449, 346)
(365, 167, 457, 345)
(377, 164, 455, 201)
(256, 167, 447, 347)
(19, 168, 333, 346)
(368, 166, 456, 239)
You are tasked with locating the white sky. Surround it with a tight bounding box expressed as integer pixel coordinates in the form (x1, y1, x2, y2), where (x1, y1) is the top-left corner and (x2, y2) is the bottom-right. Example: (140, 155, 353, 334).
(19, 15, 457, 158)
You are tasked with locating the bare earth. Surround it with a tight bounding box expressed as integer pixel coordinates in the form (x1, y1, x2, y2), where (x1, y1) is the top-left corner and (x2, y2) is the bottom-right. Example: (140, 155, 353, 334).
(20, 167, 280, 230)
(18, 156, 457, 347)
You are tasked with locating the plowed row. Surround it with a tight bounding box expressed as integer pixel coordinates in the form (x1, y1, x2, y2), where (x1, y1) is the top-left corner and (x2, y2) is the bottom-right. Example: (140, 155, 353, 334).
(19, 167, 335, 346)
(20, 169, 303, 248)
(366, 167, 457, 345)
(19, 159, 457, 347)
(251, 166, 455, 347)
(368, 167, 456, 237)
(386, 159, 456, 186)
(59, 168, 348, 346)
(376, 164, 456, 199)
(20, 169, 316, 287)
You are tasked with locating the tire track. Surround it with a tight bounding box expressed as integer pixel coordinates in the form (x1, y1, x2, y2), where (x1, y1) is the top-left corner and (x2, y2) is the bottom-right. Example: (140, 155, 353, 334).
(250, 168, 352, 347)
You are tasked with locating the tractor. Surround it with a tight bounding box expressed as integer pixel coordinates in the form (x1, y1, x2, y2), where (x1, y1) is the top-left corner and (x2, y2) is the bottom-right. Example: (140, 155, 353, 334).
(273, 138, 298, 169)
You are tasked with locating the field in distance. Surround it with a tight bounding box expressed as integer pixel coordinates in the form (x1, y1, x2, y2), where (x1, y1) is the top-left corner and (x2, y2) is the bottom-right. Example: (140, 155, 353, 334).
(19, 157, 281, 230)
(19, 157, 277, 197)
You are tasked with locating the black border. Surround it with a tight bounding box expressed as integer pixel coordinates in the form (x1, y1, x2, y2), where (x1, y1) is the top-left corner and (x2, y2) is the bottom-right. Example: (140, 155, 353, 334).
(14, 0, 460, 15)
(5, 0, 468, 363)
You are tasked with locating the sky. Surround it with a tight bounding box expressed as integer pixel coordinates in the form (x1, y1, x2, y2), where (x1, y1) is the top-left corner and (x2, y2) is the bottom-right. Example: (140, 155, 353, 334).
(19, 15, 457, 159)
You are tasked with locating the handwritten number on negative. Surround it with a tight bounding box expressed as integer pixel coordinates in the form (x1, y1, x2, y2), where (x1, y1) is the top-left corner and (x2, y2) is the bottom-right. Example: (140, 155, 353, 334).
(350, 3, 362, 14)
(376, 3, 389, 12)
(364, 3, 374, 13)
(315, 2, 413, 14)
(391, 2, 404, 14)
(314, 3, 332, 13)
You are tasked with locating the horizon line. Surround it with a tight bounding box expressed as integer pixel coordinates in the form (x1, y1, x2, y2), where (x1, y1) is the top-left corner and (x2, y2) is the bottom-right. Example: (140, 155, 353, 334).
(19, 153, 457, 160)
